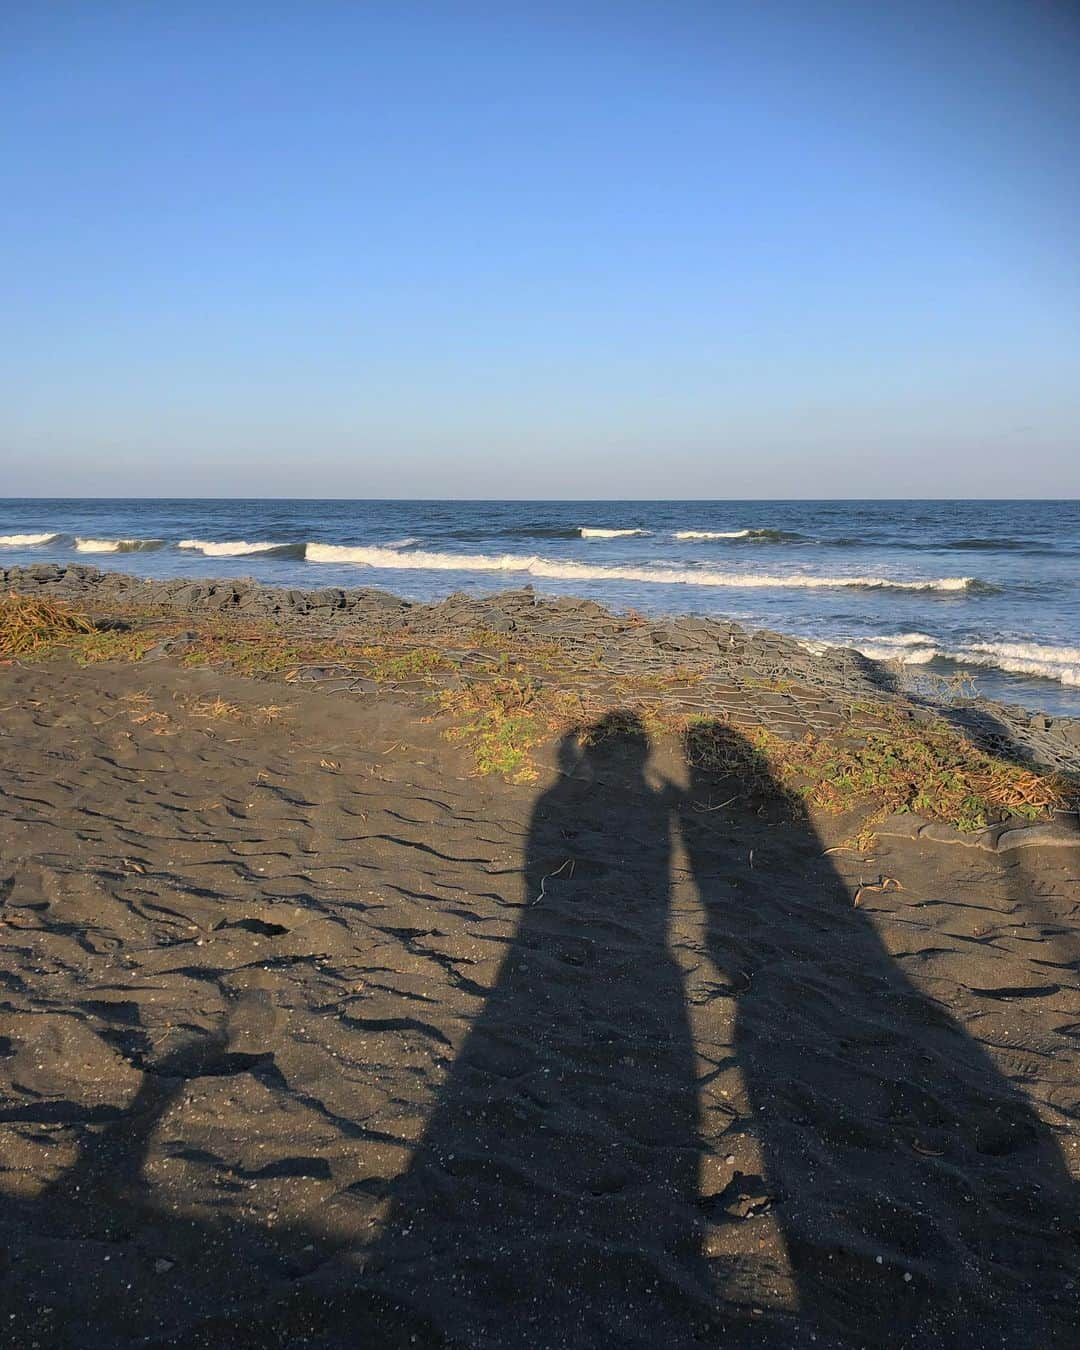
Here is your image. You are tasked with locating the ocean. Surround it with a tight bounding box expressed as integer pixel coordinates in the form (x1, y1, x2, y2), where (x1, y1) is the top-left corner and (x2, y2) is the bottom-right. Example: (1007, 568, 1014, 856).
(2, 499, 1077, 717)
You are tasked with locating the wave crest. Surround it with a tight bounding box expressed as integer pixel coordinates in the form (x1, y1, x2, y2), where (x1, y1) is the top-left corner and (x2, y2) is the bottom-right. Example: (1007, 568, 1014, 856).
(674, 529, 753, 540)
(0, 532, 60, 546)
(178, 539, 299, 558)
(304, 543, 978, 593)
(75, 538, 166, 553)
(674, 528, 808, 543)
(828, 633, 1080, 687)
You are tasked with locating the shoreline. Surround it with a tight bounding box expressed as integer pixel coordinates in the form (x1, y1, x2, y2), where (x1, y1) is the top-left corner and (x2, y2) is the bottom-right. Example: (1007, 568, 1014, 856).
(5, 560, 1080, 776)
(3, 498, 1078, 720)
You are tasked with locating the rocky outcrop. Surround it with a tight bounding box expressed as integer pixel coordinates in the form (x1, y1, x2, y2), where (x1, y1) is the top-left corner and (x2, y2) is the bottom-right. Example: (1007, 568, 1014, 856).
(5, 563, 1079, 775)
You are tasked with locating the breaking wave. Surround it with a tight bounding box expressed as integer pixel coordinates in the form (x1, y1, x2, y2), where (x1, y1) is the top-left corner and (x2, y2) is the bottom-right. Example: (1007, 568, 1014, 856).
(674, 528, 808, 543)
(960, 640, 1080, 686)
(673, 531, 1063, 552)
(674, 529, 754, 540)
(178, 539, 304, 559)
(0, 532, 61, 546)
(74, 538, 166, 553)
(824, 633, 1080, 688)
(579, 527, 652, 538)
(304, 543, 980, 593)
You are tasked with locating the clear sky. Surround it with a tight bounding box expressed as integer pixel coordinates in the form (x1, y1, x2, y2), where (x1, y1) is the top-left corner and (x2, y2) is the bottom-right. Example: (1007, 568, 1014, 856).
(2, 0, 1078, 498)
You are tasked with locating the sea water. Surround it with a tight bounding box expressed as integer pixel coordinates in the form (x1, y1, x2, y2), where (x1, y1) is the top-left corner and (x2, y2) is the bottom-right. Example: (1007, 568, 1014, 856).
(2, 499, 1077, 716)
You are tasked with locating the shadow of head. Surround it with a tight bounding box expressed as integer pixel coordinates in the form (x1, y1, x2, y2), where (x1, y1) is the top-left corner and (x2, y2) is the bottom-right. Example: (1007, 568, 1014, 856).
(680, 717, 810, 821)
(682, 717, 772, 784)
(573, 709, 651, 778)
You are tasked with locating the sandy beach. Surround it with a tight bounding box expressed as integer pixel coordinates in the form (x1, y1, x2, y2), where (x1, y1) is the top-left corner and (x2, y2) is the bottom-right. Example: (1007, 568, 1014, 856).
(0, 571, 1078, 1348)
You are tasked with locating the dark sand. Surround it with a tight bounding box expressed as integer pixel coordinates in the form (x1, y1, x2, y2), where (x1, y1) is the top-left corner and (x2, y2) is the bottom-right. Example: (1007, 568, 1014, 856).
(0, 658, 1077, 1348)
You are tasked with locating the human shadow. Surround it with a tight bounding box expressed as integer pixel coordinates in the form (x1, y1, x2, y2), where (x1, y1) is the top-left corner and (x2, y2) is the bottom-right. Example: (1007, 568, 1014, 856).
(354, 713, 750, 1346)
(0, 713, 782, 1348)
(5, 716, 1077, 1350)
(3, 713, 753, 1350)
(679, 719, 1079, 1348)
(0, 992, 319, 1347)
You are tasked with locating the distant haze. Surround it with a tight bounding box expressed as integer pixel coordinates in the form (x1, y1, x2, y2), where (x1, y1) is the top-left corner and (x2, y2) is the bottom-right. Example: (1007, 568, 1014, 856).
(2, 1, 1078, 498)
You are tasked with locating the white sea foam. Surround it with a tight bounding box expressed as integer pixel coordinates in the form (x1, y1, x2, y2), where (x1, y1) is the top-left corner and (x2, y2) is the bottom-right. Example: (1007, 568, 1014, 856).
(673, 529, 753, 540)
(179, 539, 285, 557)
(962, 640, 1080, 687)
(0, 532, 59, 546)
(854, 632, 938, 647)
(75, 537, 165, 553)
(304, 543, 975, 593)
(579, 527, 652, 538)
(847, 640, 940, 666)
(842, 632, 939, 664)
(812, 632, 1080, 687)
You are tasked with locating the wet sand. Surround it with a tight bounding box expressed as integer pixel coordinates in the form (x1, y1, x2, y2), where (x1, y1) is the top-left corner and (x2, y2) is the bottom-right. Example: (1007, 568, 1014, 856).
(0, 657, 1077, 1348)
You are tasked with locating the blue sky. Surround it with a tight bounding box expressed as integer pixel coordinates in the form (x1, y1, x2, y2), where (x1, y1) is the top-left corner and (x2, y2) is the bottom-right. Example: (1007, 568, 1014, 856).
(2, 0, 1078, 497)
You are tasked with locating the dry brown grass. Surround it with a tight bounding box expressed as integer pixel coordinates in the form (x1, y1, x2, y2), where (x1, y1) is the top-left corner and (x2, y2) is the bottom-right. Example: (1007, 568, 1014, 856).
(186, 696, 285, 723)
(0, 592, 95, 657)
(426, 666, 1078, 831)
(188, 696, 246, 720)
(682, 715, 1077, 831)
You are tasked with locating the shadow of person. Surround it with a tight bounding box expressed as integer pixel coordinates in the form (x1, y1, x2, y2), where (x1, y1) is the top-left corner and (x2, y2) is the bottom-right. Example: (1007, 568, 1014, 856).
(353, 714, 733, 1347)
(11, 715, 1075, 1350)
(679, 720, 1079, 1348)
(2, 991, 318, 1348)
(0, 717, 777, 1350)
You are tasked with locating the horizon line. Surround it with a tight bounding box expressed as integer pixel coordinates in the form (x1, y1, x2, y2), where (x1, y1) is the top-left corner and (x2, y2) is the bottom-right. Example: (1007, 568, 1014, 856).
(2, 496, 1077, 505)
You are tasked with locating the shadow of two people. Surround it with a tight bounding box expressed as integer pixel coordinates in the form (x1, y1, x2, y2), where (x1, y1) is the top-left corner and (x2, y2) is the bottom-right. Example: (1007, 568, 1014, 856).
(361, 712, 1078, 1348)
(9, 714, 1077, 1349)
